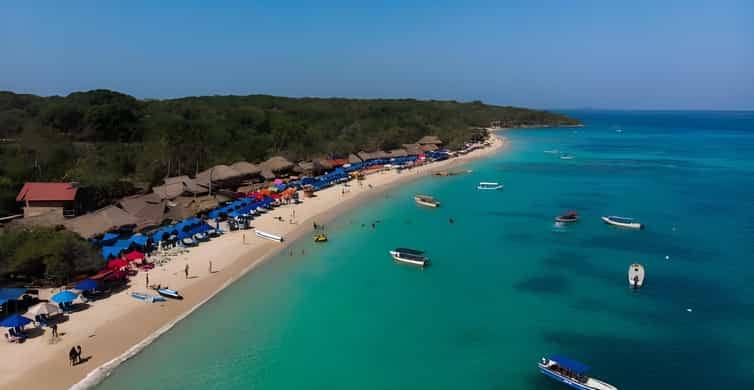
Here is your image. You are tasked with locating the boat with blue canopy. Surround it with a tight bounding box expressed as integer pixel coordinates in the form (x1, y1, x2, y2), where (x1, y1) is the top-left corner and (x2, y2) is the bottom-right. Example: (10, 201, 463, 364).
(538, 355, 618, 390)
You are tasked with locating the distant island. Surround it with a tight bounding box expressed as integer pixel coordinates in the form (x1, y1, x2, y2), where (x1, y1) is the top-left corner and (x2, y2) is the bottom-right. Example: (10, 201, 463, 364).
(0, 90, 579, 216)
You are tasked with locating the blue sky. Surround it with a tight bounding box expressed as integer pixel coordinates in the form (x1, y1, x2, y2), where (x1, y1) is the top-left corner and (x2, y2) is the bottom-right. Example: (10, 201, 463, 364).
(1, 0, 752, 109)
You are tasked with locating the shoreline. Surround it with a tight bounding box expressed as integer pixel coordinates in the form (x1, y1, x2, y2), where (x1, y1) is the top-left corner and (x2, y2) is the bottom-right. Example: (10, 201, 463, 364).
(2, 134, 507, 390)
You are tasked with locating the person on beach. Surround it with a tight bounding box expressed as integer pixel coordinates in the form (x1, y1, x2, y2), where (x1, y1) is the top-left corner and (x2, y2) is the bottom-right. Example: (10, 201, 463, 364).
(76, 345, 82, 364)
(243, 234, 246, 244)
(145, 272, 149, 288)
(185, 264, 189, 279)
(69, 347, 77, 366)
(51, 323, 58, 338)
(209, 260, 213, 273)
(313, 221, 318, 229)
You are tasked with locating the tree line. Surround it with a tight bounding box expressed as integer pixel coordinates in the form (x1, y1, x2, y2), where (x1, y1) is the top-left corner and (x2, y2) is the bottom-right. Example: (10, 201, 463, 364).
(0, 89, 580, 216)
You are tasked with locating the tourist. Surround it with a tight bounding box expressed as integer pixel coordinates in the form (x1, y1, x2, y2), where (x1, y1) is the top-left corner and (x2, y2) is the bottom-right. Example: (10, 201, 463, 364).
(76, 345, 82, 363)
(209, 260, 213, 273)
(185, 264, 189, 279)
(51, 323, 58, 338)
(69, 347, 77, 366)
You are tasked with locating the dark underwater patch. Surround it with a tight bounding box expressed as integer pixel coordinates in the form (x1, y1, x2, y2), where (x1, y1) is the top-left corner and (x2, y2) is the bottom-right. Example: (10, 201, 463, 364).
(514, 275, 569, 295)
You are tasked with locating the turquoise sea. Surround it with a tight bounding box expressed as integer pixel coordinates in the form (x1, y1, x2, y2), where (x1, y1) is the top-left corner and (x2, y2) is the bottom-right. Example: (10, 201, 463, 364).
(97, 111, 754, 390)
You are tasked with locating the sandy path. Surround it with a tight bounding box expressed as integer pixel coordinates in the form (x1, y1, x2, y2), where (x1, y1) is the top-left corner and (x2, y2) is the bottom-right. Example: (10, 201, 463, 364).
(1, 135, 505, 390)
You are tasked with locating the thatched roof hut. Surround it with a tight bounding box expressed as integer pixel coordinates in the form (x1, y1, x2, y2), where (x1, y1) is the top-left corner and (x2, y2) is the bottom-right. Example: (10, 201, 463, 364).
(402, 144, 423, 156)
(417, 135, 443, 145)
(387, 148, 408, 157)
(347, 153, 362, 164)
(229, 161, 261, 177)
(118, 193, 166, 230)
(420, 144, 439, 152)
(152, 182, 184, 200)
(357, 150, 389, 161)
(259, 156, 294, 173)
(63, 206, 139, 238)
(260, 169, 276, 180)
(195, 165, 242, 183)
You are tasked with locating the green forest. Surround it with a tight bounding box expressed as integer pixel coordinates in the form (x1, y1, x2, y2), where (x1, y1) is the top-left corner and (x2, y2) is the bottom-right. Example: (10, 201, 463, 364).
(0, 89, 579, 216)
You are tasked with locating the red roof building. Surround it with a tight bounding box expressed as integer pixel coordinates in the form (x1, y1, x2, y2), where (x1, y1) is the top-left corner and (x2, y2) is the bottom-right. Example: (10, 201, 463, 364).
(16, 182, 78, 218)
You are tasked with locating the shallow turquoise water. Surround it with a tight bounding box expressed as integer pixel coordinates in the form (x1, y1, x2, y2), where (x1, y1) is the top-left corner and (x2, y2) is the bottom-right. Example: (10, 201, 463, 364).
(97, 111, 754, 389)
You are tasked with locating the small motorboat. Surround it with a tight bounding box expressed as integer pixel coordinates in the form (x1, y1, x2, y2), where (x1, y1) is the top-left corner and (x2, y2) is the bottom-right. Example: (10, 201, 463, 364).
(628, 263, 645, 289)
(256, 230, 283, 242)
(477, 182, 503, 190)
(414, 195, 440, 208)
(193, 232, 209, 242)
(207, 229, 221, 237)
(130, 292, 166, 303)
(544, 149, 560, 154)
(555, 211, 580, 223)
(155, 287, 183, 300)
(389, 248, 429, 267)
(560, 154, 575, 160)
(602, 216, 644, 229)
(314, 233, 328, 243)
(538, 355, 618, 390)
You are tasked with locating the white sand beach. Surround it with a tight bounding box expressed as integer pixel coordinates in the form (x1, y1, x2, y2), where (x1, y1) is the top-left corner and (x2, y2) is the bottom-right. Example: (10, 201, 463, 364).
(0, 135, 505, 390)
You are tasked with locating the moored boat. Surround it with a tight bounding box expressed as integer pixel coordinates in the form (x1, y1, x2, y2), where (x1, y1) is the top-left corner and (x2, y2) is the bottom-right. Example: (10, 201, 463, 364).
(477, 182, 503, 190)
(628, 263, 645, 289)
(130, 292, 166, 303)
(389, 248, 429, 267)
(314, 233, 328, 243)
(538, 355, 618, 390)
(555, 211, 580, 223)
(544, 149, 560, 154)
(414, 195, 440, 208)
(560, 154, 575, 160)
(601, 216, 644, 229)
(155, 287, 183, 300)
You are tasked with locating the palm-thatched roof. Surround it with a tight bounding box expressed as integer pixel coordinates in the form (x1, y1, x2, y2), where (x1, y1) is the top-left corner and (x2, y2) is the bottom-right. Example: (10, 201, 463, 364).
(417, 135, 443, 145)
(229, 161, 261, 177)
(152, 182, 184, 200)
(387, 148, 408, 157)
(195, 165, 243, 183)
(162, 176, 207, 195)
(63, 206, 139, 238)
(259, 156, 294, 173)
(402, 144, 423, 156)
(118, 193, 165, 229)
(420, 144, 439, 152)
(357, 150, 389, 161)
(260, 169, 276, 180)
(347, 153, 362, 164)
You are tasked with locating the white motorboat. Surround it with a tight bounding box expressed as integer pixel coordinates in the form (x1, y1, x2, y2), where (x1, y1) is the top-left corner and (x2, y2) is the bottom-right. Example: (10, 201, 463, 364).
(544, 149, 560, 154)
(628, 263, 645, 289)
(414, 195, 440, 208)
(477, 182, 503, 190)
(255, 230, 283, 242)
(389, 248, 429, 267)
(601, 216, 644, 229)
(560, 154, 575, 160)
(538, 355, 618, 390)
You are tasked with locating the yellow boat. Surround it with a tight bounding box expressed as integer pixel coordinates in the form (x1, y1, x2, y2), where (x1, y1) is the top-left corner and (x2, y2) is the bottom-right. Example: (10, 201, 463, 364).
(314, 233, 328, 242)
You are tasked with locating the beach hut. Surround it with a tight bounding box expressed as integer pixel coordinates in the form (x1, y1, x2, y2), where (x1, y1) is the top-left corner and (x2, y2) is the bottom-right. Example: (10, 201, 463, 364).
(229, 161, 262, 180)
(259, 156, 295, 174)
(64, 206, 140, 239)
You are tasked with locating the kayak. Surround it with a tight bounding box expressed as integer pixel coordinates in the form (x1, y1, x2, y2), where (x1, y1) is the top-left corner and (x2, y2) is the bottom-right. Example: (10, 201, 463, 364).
(156, 288, 183, 300)
(130, 292, 166, 303)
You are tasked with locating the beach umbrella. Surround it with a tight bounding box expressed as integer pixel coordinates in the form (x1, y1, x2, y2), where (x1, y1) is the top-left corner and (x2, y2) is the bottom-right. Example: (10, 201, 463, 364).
(27, 302, 61, 316)
(74, 279, 98, 291)
(273, 178, 283, 185)
(50, 290, 78, 304)
(0, 314, 32, 328)
(124, 251, 145, 261)
(107, 258, 128, 269)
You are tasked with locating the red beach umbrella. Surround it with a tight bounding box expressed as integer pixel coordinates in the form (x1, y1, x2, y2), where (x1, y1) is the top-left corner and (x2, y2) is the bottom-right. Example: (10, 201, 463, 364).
(124, 251, 145, 261)
(107, 258, 128, 269)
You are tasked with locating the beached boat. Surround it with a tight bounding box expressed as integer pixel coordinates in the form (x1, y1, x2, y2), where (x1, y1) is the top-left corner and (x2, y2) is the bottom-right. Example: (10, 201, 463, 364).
(314, 233, 328, 242)
(628, 263, 645, 289)
(181, 237, 198, 246)
(155, 287, 183, 300)
(130, 292, 166, 303)
(560, 154, 575, 160)
(193, 232, 209, 242)
(601, 216, 644, 229)
(477, 182, 503, 190)
(555, 211, 580, 223)
(389, 248, 429, 267)
(255, 230, 283, 242)
(414, 195, 440, 208)
(538, 355, 618, 390)
(207, 228, 221, 237)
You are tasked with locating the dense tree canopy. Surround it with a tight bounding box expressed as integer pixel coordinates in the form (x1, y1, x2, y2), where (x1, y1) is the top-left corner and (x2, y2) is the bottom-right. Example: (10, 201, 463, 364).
(0, 89, 579, 216)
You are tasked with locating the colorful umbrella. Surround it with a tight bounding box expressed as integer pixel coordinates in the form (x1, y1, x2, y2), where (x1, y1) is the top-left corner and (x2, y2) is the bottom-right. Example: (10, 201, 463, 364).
(27, 302, 61, 316)
(74, 279, 98, 291)
(51, 290, 78, 304)
(124, 251, 145, 261)
(107, 258, 128, 269)
(0, 314, 32, 328)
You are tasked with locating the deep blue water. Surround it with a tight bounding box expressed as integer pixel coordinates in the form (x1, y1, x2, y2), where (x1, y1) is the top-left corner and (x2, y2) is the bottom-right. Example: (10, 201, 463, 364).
(97, 111, 754, 390)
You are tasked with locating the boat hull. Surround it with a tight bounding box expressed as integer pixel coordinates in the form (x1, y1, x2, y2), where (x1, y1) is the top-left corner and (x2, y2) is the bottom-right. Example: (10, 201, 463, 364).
(414, 196, 440, 207)
(156, 289, 183, 300)
(538, 365, 617, 390)
(389, 251, 427, 267)
(601, 216, 643, 229)
(628, 263, 645, 288)
(555, 216, 579, 223)
(477, 185, 503, 190)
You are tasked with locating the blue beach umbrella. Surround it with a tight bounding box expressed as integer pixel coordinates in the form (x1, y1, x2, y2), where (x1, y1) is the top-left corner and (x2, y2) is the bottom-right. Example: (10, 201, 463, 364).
(74, 279, 98, 291)
(51, 290, 78, 303)
(0, 313, 32, 328)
